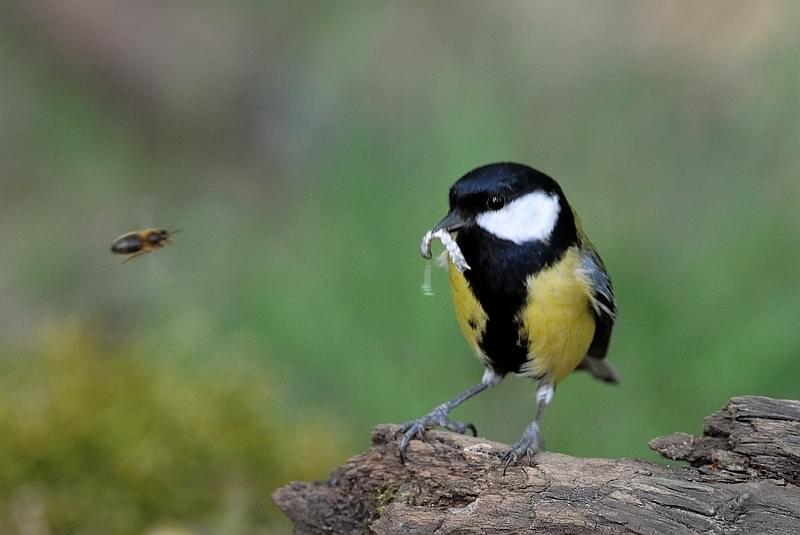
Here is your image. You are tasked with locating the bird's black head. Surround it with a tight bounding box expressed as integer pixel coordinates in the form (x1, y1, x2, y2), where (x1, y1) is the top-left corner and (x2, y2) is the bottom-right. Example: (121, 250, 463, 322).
(448, 163, 563, 212)
(432, 162, 573, 245)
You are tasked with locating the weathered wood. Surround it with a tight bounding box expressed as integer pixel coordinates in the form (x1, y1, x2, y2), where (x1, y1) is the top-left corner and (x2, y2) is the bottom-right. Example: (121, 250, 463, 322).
(273, 396, 800, 534)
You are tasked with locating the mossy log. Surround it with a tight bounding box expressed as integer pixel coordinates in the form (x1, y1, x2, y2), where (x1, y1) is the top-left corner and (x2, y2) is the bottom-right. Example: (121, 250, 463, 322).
(273, 396, 800, 534)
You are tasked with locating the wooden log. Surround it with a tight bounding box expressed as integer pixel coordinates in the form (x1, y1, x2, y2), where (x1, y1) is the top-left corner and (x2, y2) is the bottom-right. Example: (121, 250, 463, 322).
(273, 396, 800, 534)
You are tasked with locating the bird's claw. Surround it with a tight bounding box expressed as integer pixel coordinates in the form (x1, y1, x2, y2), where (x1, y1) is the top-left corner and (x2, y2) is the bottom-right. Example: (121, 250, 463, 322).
(502, 432, 540, 476)
(502, 448, 536, 476)
(397, 411, 477, 463)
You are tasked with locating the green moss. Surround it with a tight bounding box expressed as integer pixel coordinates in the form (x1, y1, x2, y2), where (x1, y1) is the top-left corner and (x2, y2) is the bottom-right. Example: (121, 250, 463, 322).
(374, 485, 398, 517)
(0, 329, 348, 534)
(397, 490, 418, 507)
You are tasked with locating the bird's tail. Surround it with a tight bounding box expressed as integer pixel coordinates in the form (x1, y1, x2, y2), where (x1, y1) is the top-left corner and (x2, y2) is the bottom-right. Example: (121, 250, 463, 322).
(577, 356, 621, 384)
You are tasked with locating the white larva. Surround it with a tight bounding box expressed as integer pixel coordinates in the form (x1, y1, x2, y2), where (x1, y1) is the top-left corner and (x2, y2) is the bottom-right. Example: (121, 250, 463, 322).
(421, 259, 434, 296)
(419, 229, 470, 272)
(419, 228, 471, 296)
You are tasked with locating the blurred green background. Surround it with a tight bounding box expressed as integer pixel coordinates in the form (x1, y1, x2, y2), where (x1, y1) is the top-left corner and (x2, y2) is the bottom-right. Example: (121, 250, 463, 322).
(2, 1, 800, 533)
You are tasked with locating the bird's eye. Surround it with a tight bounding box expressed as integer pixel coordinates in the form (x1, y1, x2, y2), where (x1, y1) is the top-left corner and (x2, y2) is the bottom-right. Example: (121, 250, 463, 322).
(487, 194, 506, 210)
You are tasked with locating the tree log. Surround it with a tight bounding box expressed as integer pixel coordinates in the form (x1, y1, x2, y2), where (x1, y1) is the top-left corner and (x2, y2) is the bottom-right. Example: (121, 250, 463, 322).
(273, 396, 800, 534)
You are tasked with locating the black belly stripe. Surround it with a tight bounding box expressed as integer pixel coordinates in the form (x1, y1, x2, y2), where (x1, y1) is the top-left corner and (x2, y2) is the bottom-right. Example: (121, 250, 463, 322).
(479, 311, 529, 376)
(457, 215, 577, 375)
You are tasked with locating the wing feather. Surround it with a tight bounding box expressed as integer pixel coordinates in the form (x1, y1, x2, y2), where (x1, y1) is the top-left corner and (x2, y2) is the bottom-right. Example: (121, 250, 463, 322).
(580, 246, 616, 361)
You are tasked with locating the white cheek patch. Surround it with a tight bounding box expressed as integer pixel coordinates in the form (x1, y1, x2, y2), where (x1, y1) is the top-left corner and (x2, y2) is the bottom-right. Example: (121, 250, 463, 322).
(476, 191, 561, 244)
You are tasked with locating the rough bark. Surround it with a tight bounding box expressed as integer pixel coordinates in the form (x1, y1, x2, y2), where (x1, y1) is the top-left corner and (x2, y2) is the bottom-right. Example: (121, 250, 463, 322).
(273, 396, 800, 534)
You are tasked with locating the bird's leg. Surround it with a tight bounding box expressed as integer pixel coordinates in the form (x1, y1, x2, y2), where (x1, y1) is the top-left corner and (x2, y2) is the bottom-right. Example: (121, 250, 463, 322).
(398, 369, 502, 463)
(501, 380, 554, 474)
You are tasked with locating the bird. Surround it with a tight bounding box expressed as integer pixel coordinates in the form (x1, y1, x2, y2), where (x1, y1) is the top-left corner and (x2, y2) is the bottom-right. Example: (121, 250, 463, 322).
(399, 162, 619, 472)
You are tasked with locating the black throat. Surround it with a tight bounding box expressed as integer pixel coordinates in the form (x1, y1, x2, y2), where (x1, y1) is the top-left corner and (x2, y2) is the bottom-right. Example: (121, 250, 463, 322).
(456, 208, 578, 375)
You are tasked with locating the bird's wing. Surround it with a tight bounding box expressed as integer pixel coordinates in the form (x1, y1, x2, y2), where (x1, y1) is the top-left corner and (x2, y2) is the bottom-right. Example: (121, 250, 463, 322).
(580, 246, 616, 361)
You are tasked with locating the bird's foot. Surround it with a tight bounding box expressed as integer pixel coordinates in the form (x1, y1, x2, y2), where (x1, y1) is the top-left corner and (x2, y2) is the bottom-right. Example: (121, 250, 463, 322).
(398, 407, 477, 463)
(501, 422, 541, 475)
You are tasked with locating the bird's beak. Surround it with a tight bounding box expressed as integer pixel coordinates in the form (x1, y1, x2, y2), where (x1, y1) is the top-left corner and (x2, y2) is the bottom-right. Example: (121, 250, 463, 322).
(431, 210, 470, 233)
(420, 210, 472, 260)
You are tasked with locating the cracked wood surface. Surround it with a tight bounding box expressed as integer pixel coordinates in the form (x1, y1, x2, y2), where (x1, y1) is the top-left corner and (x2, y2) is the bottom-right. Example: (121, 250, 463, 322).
(273, 396, 800, 534)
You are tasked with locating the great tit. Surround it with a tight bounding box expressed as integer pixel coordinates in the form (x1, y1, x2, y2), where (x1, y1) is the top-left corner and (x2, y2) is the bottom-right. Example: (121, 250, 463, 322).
(399, 162, 619, 471)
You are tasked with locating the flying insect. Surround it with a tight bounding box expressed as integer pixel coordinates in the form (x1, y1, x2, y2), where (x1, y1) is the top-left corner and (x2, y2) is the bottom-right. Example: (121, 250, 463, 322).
(110, 228, 177, 263)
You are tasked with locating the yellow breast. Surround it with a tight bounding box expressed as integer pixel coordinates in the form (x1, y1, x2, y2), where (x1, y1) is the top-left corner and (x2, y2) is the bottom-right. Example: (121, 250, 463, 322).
(519, 246, 595, 383)
(448, 263, 488, 362)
